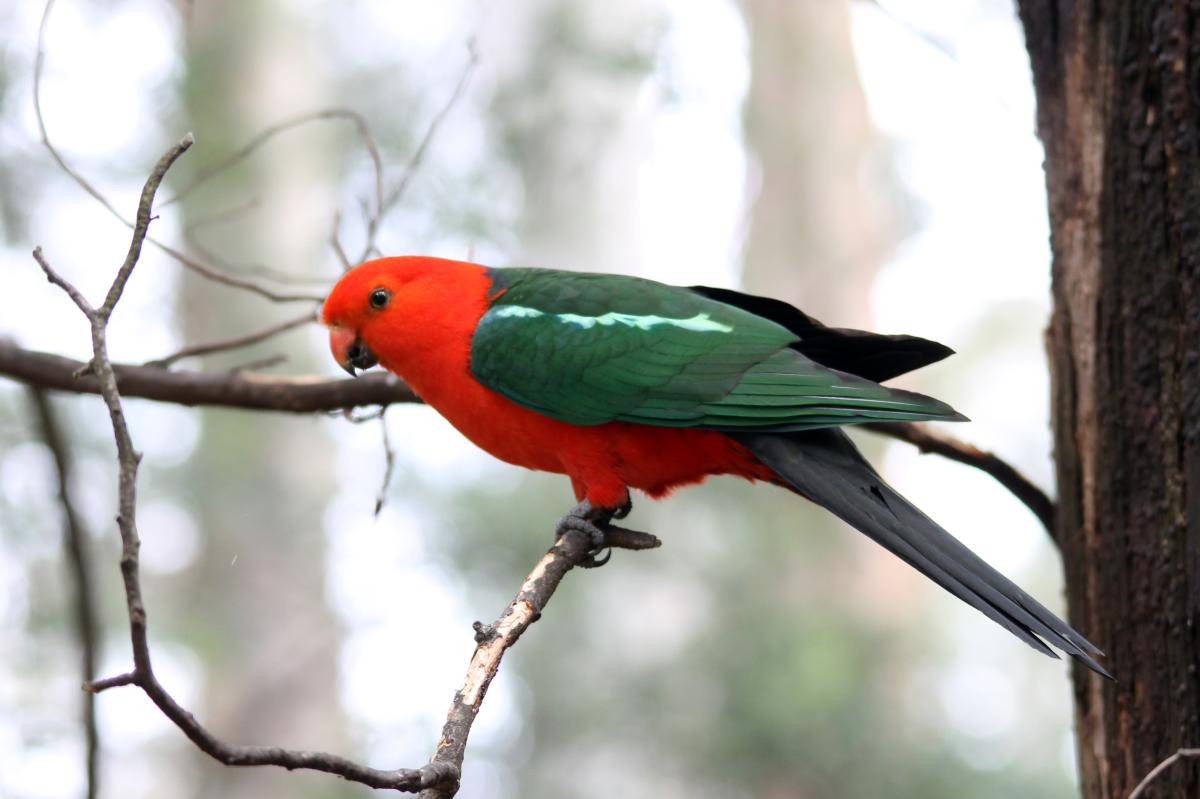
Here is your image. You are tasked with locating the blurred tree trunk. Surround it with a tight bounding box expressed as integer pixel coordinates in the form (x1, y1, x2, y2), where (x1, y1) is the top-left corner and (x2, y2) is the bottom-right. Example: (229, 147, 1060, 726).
(487, 0, 660, 274)
(738, 0, 889, 326)
(177, 4, 347, 799)
(1018, 4, 1200, 798)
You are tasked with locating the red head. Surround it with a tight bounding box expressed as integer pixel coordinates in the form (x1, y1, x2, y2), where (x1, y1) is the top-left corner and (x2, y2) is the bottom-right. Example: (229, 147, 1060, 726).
(322, 256, 492, 377)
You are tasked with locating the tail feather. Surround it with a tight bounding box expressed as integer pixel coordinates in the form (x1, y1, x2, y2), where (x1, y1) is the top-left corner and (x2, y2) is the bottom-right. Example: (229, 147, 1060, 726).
(733, 429, 1111, 679)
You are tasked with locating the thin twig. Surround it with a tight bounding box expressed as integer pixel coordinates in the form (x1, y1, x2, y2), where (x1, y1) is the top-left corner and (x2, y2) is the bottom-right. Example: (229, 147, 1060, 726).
(227, 354, 289, 374)
(143, 307, 318, 368)
(418, 524, 661, 799)
(180, 199, 325, 285)
(181, 198, 263, 275)
(330, 211, 353, 272)
(32, 246, 93, 316)
(356, 41, 478, 265)
(148, 239, 325, 302)
(33, 0, 322, 304)
(29, 388, 100, 799)
(866, 421, 1058, 543)
(101, 137, 197, 320)
(374, 407, 396, 516)
(161, 108, 384, 214)
(1128, 748, 1200, 799)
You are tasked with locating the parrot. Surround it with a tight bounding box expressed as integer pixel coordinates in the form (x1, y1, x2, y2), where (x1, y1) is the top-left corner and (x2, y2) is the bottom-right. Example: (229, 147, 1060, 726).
(322, 255, 1110, 678)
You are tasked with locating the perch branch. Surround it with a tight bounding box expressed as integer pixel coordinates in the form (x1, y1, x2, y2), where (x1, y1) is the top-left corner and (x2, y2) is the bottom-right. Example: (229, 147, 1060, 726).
(418, 525, 661, 799)
(866, 421, 1057, 543)
(29, 387, 100, 799)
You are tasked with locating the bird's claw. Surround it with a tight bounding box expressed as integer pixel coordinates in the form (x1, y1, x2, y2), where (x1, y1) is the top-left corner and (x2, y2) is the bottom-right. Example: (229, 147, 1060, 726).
(555, 497, 633, 568)
(555, 511, 608, 550)
(610, 496, 633, 520)
(578, 548, 611, 569)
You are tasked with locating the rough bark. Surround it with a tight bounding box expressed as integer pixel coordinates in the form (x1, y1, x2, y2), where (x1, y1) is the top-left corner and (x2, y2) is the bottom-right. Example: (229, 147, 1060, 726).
(1017, 3, 1200, 797)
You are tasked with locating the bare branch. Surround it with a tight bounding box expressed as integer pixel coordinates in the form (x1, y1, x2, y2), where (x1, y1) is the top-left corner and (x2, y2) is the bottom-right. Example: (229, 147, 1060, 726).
(419, 524, 661, 798)
(374, 407, 396, 516)
(29, 388, 100, 799)
(330, 211, 353, 272)
(143, 308, 318, 368)
(85, 672, 137, 693)
(0, 340, 416, 411)
(100, 134, 196, 321)
(1128, 748, 1200, 799)
(867, 421, 1058, 543)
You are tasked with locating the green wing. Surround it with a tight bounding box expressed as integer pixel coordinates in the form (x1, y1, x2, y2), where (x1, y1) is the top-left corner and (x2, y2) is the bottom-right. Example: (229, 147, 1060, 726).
(469, 268, 964, 431)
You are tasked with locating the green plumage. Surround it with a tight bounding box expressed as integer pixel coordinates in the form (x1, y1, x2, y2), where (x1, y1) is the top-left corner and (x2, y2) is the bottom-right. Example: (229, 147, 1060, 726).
(469, 268, 964, 431)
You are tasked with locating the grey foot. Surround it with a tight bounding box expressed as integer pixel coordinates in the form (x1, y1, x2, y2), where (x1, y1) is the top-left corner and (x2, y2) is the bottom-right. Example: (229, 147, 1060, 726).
(555, 498, 636, 568)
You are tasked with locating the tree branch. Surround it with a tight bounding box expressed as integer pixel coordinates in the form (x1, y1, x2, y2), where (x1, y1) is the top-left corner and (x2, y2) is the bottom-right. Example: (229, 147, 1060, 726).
(1128, 748, 1200, 799)
(419, 524, 661, 798)
(29, 387, 100, 799)
(0, 341, 417, 411)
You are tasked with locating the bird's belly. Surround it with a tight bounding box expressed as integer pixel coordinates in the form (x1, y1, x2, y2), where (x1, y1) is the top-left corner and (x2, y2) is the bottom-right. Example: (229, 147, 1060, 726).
(408, 370, 775, 506)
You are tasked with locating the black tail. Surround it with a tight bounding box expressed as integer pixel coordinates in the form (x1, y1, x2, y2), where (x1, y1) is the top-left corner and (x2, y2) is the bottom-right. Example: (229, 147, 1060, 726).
(733, 428, 1112, 679)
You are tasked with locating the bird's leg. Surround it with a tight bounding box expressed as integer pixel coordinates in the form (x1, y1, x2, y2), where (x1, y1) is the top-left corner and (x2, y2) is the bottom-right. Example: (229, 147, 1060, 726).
(555, 497, 633, 569)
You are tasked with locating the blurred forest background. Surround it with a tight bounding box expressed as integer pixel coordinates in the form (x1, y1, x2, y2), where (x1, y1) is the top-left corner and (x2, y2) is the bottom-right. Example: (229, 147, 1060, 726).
(0, 1, 1078, 798)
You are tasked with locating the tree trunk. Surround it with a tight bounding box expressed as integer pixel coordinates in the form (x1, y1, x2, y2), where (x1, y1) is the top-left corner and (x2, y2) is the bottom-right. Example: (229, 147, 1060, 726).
(1018, 3, 1200, 797)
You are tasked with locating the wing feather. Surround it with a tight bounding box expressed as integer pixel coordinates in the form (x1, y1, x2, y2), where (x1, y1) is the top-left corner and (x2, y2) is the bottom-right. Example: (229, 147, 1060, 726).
(470, 268, 965, 431)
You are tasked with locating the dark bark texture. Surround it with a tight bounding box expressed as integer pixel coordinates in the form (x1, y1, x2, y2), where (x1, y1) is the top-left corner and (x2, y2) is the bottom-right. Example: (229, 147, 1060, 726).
(1017, 3, 1200, 798)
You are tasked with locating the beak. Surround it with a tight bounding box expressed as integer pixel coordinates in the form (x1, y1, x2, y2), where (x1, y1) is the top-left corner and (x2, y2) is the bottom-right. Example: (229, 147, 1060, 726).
(329, 327, 378, 376)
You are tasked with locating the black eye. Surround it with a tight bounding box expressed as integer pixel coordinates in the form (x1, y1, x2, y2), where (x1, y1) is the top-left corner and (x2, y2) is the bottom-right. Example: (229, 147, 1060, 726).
(368, 287, 391, 309)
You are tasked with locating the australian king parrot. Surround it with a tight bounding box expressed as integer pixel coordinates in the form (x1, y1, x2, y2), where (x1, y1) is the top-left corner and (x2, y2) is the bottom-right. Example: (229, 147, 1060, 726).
(323, 255, 1109, 678)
